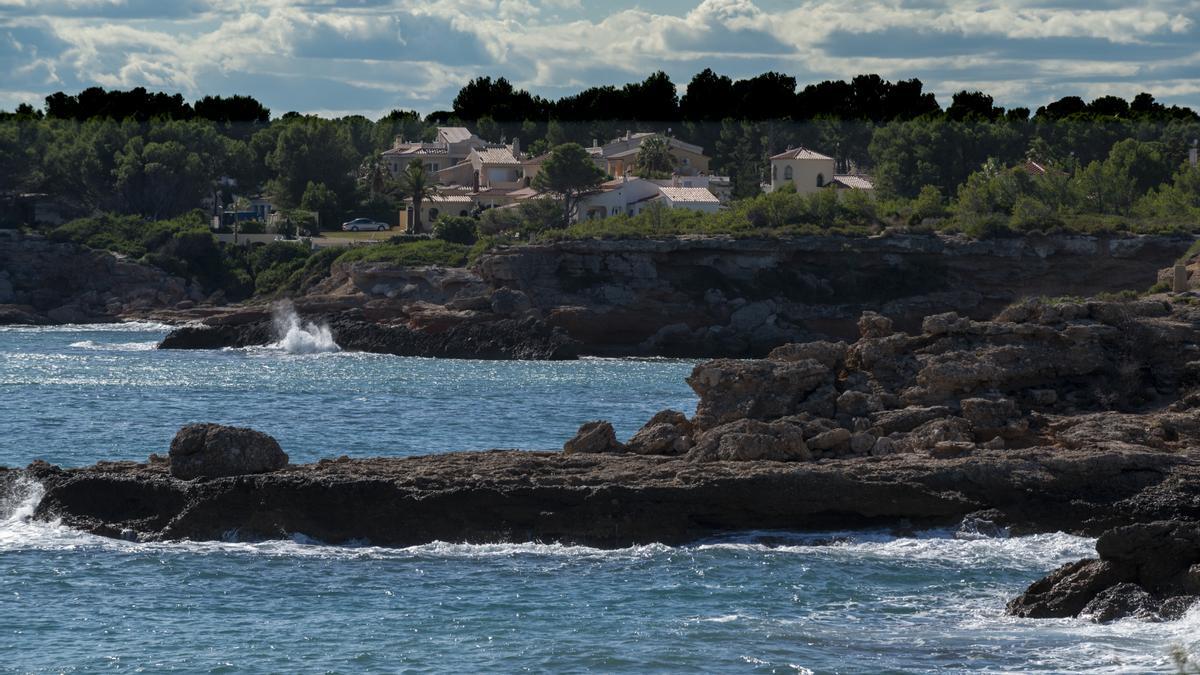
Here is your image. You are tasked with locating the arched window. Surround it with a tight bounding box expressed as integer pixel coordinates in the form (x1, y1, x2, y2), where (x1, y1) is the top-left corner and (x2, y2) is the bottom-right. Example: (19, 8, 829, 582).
(784, 165, 793, 180)
(816, 173, 825, 187)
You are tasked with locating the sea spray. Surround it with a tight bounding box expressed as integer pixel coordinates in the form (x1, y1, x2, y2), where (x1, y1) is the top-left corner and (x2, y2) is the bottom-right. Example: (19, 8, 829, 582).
(0, 474, 44, 525)
(270, 300, 340, 354)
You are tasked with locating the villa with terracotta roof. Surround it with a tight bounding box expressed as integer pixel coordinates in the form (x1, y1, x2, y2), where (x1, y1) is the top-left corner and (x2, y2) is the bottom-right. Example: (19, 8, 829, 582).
(382, 126, 493, 176)
(768, 146, 874, 194)
(593, 132, 711, 178)
(391, 125, 731, 231)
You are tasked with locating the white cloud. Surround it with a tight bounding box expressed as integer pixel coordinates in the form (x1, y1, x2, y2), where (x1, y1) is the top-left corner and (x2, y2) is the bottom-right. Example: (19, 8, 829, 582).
(0, 0, 1196, 114)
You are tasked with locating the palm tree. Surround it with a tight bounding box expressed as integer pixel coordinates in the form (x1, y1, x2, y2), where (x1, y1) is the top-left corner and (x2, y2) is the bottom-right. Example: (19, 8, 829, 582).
(634, 135, 675, 178)
(396, 159, 438, 234)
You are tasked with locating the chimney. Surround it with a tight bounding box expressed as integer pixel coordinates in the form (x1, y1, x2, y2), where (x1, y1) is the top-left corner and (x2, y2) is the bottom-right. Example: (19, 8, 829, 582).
(592, 138, 598, 149)
(512, 137, 520, 156)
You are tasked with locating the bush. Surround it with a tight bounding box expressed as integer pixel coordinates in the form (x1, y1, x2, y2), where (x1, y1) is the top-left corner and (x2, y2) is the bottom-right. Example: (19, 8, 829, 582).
(433, 215, 478, 245)
(960, 213, 1013, 239)
(236, 220, 267, 234)
(335, 239, 469, 267)
(478, 207, 524, 236)
(1009, 196, 1062, 232)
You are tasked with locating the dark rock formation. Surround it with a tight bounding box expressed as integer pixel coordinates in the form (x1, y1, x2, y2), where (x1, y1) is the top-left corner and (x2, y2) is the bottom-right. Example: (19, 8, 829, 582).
(152, 233, 1191, 358)
(476, 233, 1192, 356)
(159, 310, 579, 360)
(168, 423, 288, 480)
(0, 230, 197, 324)
(562, 421, 624, 455)
(1008, 521, 1200, 622)
(571, 295, 1200, 467)
(16, 443, 1200, 549)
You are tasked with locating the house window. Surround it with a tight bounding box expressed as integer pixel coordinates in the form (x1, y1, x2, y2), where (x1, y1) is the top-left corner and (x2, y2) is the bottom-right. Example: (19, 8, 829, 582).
(429, 208, 439, 221)
(816, 173, 824, 187)
(459, 210, 469, 217)
(611, 206, 619, 215)
(784, 166, 793, 180)
(772, 165, 777, 181)
(682, 157, 689, 166)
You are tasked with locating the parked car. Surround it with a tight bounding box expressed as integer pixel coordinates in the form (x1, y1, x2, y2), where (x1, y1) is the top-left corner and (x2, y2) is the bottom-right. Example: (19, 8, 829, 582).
(341, 218, 389, 232)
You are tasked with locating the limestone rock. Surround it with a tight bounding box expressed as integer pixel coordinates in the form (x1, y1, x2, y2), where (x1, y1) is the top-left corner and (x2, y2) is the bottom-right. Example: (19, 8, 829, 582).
(768, 341, 847, 370)
(688, 358, 832, 430)
(563, 421, 624, 455)
(168, 423, 288, 480)
(626, 410, 693, 456)
(490, 287, 532, 316)
(857, 311, 893, 339)
(808, 427, 851, 452)
(689, 419, 810, 462)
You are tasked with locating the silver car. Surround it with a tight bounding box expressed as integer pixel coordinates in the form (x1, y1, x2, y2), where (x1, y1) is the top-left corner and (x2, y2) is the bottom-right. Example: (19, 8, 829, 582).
(341, 218, 389, 232)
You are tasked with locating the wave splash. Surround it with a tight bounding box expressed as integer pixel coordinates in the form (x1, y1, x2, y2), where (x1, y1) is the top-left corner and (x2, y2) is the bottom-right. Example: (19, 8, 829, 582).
(269, 300, 340, 354)
(0, 474, 44, 528)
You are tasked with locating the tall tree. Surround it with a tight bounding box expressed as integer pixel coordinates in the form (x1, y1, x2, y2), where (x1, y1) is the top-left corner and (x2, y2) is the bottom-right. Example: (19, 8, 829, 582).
(532, 143, 605, 226)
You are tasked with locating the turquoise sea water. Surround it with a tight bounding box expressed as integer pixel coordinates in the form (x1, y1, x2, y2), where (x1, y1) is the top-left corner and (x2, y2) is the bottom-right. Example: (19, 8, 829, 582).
(1, 324, 1197, 673)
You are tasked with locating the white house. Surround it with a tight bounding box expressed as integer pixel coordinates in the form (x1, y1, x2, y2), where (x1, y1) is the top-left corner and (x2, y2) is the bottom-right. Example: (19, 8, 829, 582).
(575, 178, 722, 221)
(656, 187, 721, 213)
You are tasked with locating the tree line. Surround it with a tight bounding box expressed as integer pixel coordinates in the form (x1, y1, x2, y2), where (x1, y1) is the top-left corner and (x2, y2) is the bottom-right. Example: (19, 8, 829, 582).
(2, 73, 1199, 228)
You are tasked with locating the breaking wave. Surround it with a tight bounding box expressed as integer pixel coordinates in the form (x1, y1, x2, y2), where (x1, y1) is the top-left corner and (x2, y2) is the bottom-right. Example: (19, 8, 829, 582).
(269, 300, 339, 354)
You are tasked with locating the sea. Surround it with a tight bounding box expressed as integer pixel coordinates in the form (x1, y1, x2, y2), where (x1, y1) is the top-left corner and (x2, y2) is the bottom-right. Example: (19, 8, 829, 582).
(1, 321, 1197, 673)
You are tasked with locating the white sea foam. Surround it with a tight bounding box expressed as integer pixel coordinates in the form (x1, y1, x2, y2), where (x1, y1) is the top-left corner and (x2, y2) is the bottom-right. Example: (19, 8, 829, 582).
(0, 321, 171, 333)
(68, 340, 158, 351)
(268, 300, 339, 354)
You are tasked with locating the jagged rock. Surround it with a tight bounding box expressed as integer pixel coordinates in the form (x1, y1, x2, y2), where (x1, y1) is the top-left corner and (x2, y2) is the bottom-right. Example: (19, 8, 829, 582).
(808, 428, 852, 452)
(688, 358, 832, 430)
(1008, 559, 1129, 618)
(168, 423, 288, 480)
(870, 436, 896, 456)
(490, 287, 532, 315)
(837, 390, 872, 418)
(689, 419, 810, 462)
(850, 432, 876, 455)
(563, 421, 624, 455)
(870, 406, 955, 435)
(922, 312, 970, 335)
(626, 410, 693, 456)
(768, 341, 847, 370)
(1010, 521, 1200, 622)
(1081, 583, 1161, 623)
(857, 311, 893, 339)
(930, 441, 974, 459)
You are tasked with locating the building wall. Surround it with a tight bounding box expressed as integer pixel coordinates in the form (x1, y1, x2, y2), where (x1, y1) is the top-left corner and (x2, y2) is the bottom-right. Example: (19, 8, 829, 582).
(663, 198, 719, 213)
(770, 157, 837, 194)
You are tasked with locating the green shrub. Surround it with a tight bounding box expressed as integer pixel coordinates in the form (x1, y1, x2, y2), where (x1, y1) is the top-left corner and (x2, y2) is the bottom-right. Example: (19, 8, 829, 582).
(960, 213, 1012, 239)
(335, 239, 469, 267)
(433, 215, 478, 245)
(1009, 196, 1062, 232)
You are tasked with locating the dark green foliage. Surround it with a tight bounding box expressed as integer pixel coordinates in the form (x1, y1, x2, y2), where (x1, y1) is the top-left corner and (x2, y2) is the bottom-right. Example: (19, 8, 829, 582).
(432, 216, 478, 245)
(334, 239, 469, 267)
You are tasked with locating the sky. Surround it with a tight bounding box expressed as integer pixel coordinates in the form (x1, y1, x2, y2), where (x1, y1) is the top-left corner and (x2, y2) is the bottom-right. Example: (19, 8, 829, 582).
(1, 0, 1198, 118)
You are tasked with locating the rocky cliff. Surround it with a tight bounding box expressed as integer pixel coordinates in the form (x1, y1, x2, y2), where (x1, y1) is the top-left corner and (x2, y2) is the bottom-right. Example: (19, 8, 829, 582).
(476, 233, 1194, 356)
(156, 233, 1194, 359)
(0, 230, 198, 324)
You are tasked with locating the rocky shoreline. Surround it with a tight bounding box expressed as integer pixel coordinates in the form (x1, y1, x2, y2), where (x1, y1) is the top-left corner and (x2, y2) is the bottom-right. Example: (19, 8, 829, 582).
(9, 293, 1200, 622)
